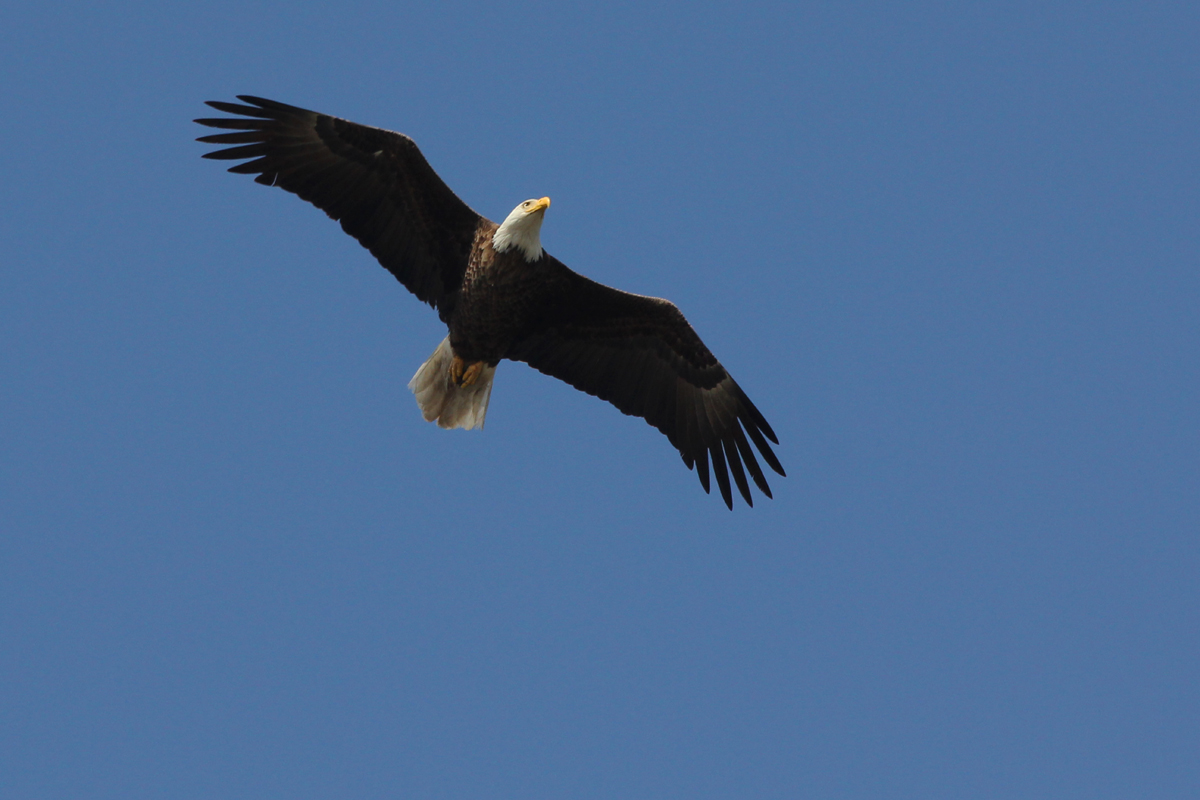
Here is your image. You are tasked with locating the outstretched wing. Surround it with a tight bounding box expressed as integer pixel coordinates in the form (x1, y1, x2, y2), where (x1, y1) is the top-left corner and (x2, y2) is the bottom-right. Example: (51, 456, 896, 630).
(506, 261, 785, 509)
(195, 95, 484, 311)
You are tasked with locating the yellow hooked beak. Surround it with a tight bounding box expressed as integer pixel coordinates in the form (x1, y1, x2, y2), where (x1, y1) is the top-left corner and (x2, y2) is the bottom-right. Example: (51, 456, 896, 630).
(529, 196, 551, 213)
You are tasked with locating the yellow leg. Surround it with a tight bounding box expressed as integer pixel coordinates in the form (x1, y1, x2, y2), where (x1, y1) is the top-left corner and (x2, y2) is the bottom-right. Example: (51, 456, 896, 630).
(449, 355, 485, 387)
(460, 361, 484, 387)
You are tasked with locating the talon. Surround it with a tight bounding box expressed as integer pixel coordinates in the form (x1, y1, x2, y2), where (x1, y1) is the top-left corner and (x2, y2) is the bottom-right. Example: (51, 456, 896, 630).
(461, 361, 484, 387)
(449, 355, 466, 386)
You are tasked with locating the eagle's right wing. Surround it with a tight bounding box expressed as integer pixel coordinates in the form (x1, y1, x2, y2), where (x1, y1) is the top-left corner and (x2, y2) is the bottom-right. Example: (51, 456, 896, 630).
(196, 95, 484, 312)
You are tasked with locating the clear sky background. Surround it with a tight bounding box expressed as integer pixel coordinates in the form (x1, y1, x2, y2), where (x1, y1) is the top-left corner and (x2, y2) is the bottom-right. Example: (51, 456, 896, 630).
(2, 2, 1197, 798)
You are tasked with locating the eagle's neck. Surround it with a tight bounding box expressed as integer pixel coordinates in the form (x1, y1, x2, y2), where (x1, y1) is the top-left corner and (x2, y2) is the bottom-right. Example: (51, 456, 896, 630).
(492, 213, 544, 261)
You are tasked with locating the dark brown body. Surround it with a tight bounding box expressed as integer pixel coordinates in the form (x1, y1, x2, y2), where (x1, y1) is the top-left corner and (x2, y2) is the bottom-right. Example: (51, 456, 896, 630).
(445, 221, 560, 366)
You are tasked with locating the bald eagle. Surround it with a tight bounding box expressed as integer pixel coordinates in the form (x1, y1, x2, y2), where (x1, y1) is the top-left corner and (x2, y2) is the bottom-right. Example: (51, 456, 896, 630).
(195, 96, 784, 508)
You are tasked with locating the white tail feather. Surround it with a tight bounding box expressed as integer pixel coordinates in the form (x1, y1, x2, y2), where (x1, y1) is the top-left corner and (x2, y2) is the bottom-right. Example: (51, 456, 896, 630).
(407, 336, 496, 430)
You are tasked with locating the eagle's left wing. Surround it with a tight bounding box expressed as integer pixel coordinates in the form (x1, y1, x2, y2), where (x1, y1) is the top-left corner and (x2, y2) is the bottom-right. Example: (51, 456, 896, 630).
(506, 260, 784, 508)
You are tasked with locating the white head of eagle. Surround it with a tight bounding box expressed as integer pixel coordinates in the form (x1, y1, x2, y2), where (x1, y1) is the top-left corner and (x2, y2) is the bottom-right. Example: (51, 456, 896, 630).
(492, 196, 551, 261)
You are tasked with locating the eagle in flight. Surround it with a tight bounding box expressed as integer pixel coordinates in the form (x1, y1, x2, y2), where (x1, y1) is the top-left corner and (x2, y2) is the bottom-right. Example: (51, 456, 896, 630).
(196, 96, 784, 508)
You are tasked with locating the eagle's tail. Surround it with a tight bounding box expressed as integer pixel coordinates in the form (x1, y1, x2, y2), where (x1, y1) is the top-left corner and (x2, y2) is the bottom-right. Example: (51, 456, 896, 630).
(407, 336, 495, 431)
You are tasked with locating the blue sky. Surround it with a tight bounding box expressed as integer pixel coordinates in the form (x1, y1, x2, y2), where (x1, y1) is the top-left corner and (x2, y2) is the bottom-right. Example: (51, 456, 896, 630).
(2, 1, 1197, 797)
